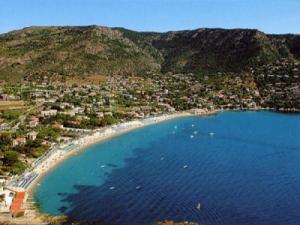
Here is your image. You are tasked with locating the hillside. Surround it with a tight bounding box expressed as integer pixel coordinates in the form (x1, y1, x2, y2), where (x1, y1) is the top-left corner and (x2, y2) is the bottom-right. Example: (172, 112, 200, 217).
(153, 28, 299, 74)
(268, 34, 300, 59)
(0, 26, 161, 82)
(0, 26, 299, 82)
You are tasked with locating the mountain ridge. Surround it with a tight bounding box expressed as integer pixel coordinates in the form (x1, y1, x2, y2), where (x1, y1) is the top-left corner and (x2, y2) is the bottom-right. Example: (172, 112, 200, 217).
(0, 25, 299, 82)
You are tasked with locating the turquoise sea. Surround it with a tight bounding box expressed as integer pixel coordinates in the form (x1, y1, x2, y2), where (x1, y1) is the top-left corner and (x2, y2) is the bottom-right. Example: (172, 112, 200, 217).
(34, 111, 300, 225)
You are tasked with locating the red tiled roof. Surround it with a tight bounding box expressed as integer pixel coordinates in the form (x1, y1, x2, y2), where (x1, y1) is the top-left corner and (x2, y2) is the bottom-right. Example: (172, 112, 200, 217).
(10, 192, 26, 217)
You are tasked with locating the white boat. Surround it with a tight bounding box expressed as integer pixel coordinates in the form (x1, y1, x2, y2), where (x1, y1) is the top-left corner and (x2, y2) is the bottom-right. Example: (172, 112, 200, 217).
(196, 203, 201, 210)
(193, 131, 198, 135)
(109, 186, 115, 190)
(190, 135, 194, 138)
(209, 132, 215, 136)
(101, 164, 106, 168)
(136, 185, 142, 190)
(183, 165, 188, 169)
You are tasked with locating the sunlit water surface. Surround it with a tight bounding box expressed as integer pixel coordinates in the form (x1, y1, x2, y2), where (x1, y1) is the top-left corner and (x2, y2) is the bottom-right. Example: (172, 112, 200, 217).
(34, 111, 300, 225)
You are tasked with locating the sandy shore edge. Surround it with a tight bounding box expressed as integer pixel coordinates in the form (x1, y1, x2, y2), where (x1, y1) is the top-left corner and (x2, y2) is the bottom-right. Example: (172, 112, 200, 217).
(26, 111, 196, 194)
(2, 110, 219, 224)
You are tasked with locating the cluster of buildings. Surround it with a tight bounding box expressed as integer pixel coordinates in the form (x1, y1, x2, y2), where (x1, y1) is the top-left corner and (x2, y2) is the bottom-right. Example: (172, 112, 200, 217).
(0, 66, 299, 219)
(12, 131, 38, 147)
(0, 72, 277, 155)
(0, 68, 298, 171)
(255, 60, 300, 111)
(0, 186, 27, 217)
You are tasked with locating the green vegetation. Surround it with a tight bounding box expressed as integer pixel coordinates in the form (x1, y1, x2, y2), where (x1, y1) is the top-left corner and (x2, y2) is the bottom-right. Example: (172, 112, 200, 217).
(0, 26, 299, 82)
(1, 110, 21, 121)
(0, 25, 299, 178)
(0, 127, 52, 174)
(0, 26, 161, 82)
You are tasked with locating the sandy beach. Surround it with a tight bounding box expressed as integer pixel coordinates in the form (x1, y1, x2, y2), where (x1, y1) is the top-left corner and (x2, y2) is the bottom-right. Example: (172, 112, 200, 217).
(1, 110, 220, 224)
(25, 111, 195, 194)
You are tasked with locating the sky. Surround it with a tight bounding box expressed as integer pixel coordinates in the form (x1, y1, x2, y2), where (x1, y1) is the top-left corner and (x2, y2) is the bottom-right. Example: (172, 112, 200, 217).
(0, 0, 299, 34)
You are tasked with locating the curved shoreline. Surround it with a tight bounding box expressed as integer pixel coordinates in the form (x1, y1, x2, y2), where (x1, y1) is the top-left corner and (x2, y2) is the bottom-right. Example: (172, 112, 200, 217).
(27, 111, 196, 195)
(4, 107, 272, 196)
(4, 108, 280, 224)
(1, 112, 199, 224)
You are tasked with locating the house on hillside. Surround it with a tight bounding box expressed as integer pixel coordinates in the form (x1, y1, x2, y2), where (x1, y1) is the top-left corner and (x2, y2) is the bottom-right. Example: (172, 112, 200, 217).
(41, 109, 57, 117)
(28, 117, 39, 128)
(26, 131, 38, 141)
(52, 123, 64, 129)
(12, 137, 26, 147)
(0, 123, 10, 131)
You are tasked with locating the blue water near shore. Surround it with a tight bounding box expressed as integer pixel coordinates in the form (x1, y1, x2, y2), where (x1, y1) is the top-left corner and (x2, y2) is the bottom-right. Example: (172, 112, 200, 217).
(34, 111, 300, 225)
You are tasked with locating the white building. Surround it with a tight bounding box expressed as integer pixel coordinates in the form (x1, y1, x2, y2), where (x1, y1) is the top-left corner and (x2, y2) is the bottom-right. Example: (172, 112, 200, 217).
(41, 109, 57, 117)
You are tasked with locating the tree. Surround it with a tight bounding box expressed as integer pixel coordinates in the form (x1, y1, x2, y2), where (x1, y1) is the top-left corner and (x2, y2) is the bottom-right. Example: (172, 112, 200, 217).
(0, 133, 12, 148)
(11, 162, 26, 175)
(3, 150, 19, 165)
(2, 110, 20, 121)
(100, 116, 118, 126)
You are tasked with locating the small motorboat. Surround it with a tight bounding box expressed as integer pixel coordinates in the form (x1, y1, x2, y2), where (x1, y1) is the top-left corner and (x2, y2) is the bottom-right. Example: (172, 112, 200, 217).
(183, 165, 188, 169)
(196, 203, 201, 210)
(193, 131, 198, 135)
(209, 132, 215, 136)
(101, 164, 106, 168)
(136, 185, 142, 190)
(190, 135, 194, 138)
(109, 186, 115, 190)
